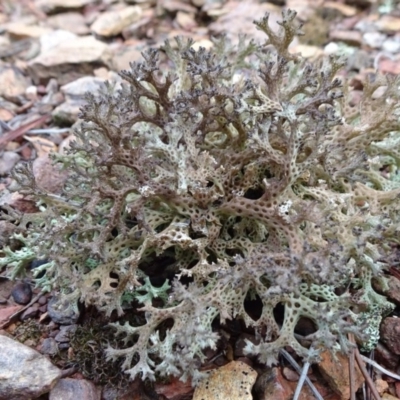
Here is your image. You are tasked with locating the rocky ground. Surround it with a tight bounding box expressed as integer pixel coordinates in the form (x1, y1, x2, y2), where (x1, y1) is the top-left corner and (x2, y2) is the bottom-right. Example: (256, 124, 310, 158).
(1, 0, 400, 399)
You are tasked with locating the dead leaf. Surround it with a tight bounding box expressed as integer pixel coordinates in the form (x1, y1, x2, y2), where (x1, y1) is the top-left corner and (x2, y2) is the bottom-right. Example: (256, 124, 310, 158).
(23, 135, 57, 157)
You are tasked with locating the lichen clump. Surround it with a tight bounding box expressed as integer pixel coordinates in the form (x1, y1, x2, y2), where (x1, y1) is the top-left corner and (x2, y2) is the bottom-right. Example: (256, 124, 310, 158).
(1, 9, 400, 383)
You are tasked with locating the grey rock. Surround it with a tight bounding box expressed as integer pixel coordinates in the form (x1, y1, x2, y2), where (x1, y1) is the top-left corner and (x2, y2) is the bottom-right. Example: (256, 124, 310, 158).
(54, 324, 77, 343)
(40, 30, 77, 54)
(0, 334, 61, 400)
(47, 13, 89, 36)
(52, 76, 104, 124)
(28, 36, 113, 85)
(48, 295, 80, 325)
(49, 378, 101, 400)
(0, 151, 21, 176)
(36, 0, 96, 14)
(39, 338, 59, 356)
(363, 31, 386, 49)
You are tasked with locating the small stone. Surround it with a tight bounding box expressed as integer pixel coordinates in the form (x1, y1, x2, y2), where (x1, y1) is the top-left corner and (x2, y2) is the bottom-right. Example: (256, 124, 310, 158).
(48, 296, 80, 325)
(381, 317, 400, 355)
(0, 151, 21, 176)
(375, 343, 400, 370)
(176, 11, 197, 31)
(40, 30, 78, 54)
(375, 378, 389, 395)
(282, 367, 300, 381)
(32, 154, 69, 194)
(20, 304, 40, 321)
(363, 32, 386, 49)
(49, 378, 101, 400)
(382, 38, 400, 54)
(0, 66, 31, 101)
(47, 12, 89, 35)
(39, 305, 47, 313)
(112, 44, 144, 71)
(253, 367, 294, 400)
(0, 334, 61, 399)
(28, 36, 113, 85)
(329, 30, 362, 46)
(39, 337, 58, 356)
(374, 276, 400, 306)
(49, 329, 60, 339)
(5, 23, 52, 39)
(36, 0, 96, 13)
(52, 76, 105, 124)
(38, 296, 48, 306)
(91, 6, 142, 37)
(55, 324, 77, 343)
(376, 16, 400, 34)
(11, 282, 32, 305)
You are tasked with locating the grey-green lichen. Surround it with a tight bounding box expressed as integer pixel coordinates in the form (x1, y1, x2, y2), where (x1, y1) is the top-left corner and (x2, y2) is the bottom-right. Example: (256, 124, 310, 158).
(1, 9, 399, 384)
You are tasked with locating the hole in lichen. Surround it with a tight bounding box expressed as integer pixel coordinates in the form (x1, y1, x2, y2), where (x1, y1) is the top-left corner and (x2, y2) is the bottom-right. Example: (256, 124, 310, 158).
(226, 248, 244, 258)
(244, 187, 263, 200)
(244, 290, 262, 321)
(109, 272, 119, 288)
(294, 317, 317, 337)
(138, 248, 176, 280)
(273, 302, 285, 325)
(155, 221, 171, 233)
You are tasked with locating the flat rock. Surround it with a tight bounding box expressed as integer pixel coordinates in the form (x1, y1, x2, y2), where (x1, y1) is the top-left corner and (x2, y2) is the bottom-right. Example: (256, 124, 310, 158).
(193, 361, 257, 400)
(40, 30, 78, 54)
(35, 0, 96, 13)
(0, 305, 22, 325)
(5, 23, 52, 39)
(0, 66, 31, 101)
(28, 36, 113, 85)
(318, 349, 364, 399)
(112, 44, 144, 71)
(20, 303, 40, 321)
(91, 6, 142, 37)
(49, 378, 101, 400)
(46, 12, 89, 35)
(0, 334, 61, 400)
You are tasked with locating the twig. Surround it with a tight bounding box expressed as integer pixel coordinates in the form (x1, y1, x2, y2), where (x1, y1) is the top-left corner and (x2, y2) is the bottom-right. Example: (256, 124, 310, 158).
(293, 360, 310, 400)
(280, 349, 324, 400)
(354, 348, 382, 400)
(349, 334, 356, 400)
(361, 354, 400, 381)
(0, 291, 43, 329)
(0, 115, 50, 150)
(26, 128, 71, 135)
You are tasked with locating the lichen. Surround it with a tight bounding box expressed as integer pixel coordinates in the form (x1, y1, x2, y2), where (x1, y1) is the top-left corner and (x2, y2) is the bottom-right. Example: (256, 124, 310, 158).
(1, 9, 399, 384)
